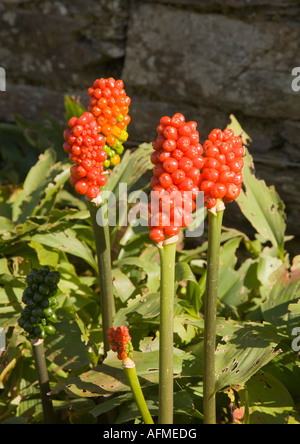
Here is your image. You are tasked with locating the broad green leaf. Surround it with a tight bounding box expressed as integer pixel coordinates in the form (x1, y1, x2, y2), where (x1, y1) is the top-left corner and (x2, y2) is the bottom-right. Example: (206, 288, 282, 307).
(114, 256, 160, 293)
(29, 241, 60, 268)
(261, 255, 300, 331)
(113, 293, 160, 327)
(245, 372, 300, 424)
(0, 217, 14, 233)
(11, 148, 57, 223)
(34, 164, 71, 216)
(175, 262, 201, 316)
(51, 347, 199, 398)
(105, 143, 153, 199)
(23, 229, 97, 271)
(215, 324, 282, 392)
(112, 268, 136, 303)
(227, 116, 286, 259)
(64, 95, 86, 121)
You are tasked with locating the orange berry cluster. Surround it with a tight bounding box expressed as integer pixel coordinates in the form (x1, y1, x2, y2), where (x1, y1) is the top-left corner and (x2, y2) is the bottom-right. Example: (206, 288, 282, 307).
(201, 128, 244, 209)
(88, 77, 131, 169)
(148, 113, 204, 243)
(63, 112, 108, 200)
(107, 325, 133, 361)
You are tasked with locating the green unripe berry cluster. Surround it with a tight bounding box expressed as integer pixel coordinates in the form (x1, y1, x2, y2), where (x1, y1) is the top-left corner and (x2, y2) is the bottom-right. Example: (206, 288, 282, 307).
(18, 266, 60, 340)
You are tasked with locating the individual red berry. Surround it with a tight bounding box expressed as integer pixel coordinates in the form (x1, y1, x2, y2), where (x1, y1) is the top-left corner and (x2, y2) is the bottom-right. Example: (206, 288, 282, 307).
(86, 185, 101, 200)
(210, 182, 227, 199)
(192, 156, 205, 169)
(163, 138, 177, 152)
(164, 225, 180, 237)
(159, 172, 173, 189)
(228, 158, 244, 173)
(75, 179, 89, 195)
(178, 177, 194, 191)
(179, 124, 192, 137)
(186, 167, 201, 184)
(202, 168, 219, 183)
(178, 157, 193, 173)
(163, 126, 178, 140)
(151, 151, 160, 165)
(172, 149, 184, 161)
(150, 212, 170, 228)
(163, 157, 179, 173)
(157, 150, 171, 162)
(153, 164, 165, 177)
(176, 137, 190, 152)
(225, 183, 240, 200)
(171, 169, 186, 185)
(150, 228, 165, 243)
(171, 113, 185, 128)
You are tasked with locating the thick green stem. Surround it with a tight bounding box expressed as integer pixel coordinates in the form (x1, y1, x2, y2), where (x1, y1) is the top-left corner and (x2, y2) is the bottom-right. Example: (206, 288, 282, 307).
(87, 200, 115, 357)
(31, 339, 55, 424)
(203, 209, 224, 424)
(122, 359, 154, 424)
(158, 241, 177, 425)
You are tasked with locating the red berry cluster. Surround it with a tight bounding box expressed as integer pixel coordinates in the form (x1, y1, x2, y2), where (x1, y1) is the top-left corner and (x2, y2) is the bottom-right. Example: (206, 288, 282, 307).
(107, 325, 133, 361)
(148, 113, 204, 243)
(201, 128, 244, 209)
(88, 77, 131, 169)
(63, 112, 108, 200)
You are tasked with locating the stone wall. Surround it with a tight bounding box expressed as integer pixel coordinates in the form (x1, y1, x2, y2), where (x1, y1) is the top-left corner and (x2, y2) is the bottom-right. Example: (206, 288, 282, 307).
(0, 0, 299, 250)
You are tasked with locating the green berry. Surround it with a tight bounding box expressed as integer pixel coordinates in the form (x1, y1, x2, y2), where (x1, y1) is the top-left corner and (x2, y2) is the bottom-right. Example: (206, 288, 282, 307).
(43, 307, 54, 318)
(49, 297, 59, 309)
(44, 325, 56, 335)
(47, 313, 57, 324)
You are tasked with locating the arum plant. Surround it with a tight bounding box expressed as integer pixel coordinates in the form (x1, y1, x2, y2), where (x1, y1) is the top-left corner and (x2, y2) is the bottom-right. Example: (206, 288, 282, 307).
(148, 113, 204, 424)
(17, 267, 61, 424)
(200, 128, 245, 424)
(62, 77, 131, 357)
(107, 326, 154, 424)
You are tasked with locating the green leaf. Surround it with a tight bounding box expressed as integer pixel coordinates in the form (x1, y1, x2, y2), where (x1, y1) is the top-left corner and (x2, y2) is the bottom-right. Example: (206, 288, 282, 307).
(51, 346, 199, 398)
(64, 95, 86, 121)
(175, 262, 201, 316)
(215, 324, 282, 392)
(11, 148, 57, 223)
(227, 116, 286, 259)
(29, 240, 60, 268)
(236, 148, 286, 258)
(24, 229, 97, 271)
(261, 255, 300, 331)
(112, 268, 136, 303)
(244, 372, 300, 424)
(113, 293, 160, 327)
(105, 143, 153, 199)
